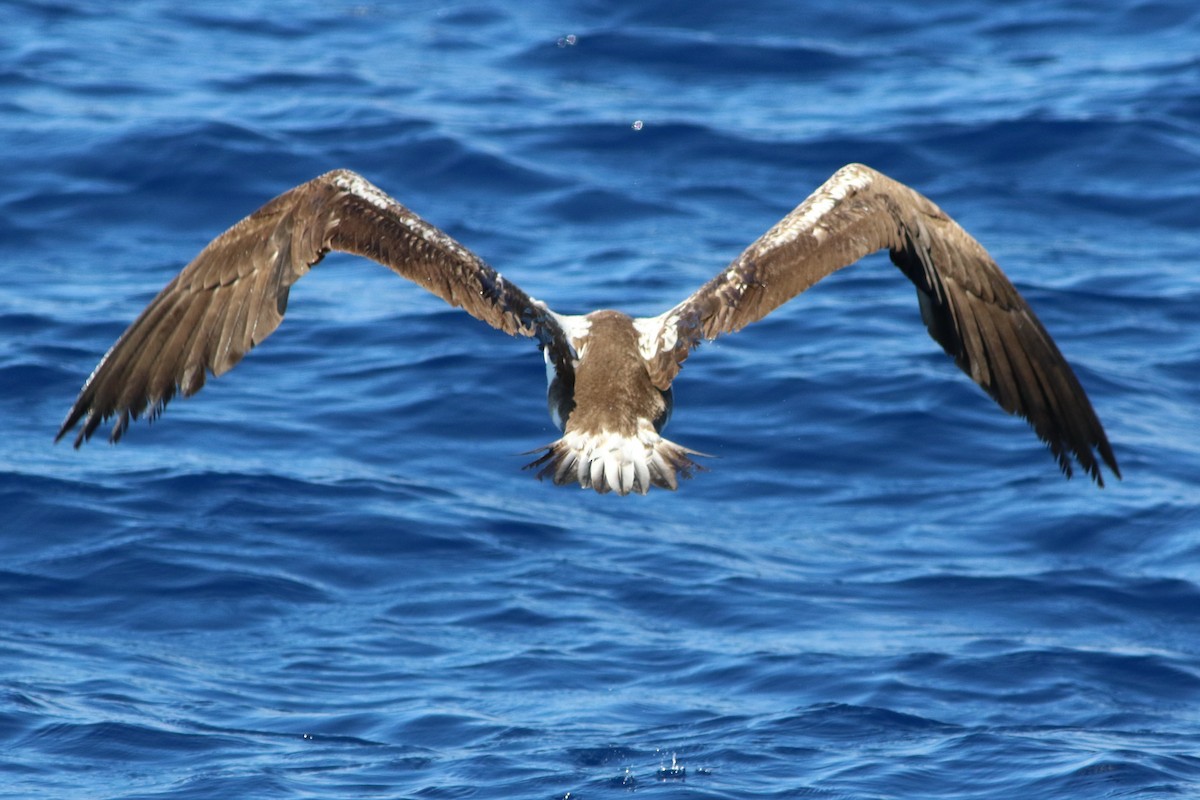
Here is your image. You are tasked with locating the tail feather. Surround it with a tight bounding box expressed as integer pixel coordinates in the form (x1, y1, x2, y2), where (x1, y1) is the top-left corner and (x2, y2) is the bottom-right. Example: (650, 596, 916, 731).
(525, 425, 706, 495)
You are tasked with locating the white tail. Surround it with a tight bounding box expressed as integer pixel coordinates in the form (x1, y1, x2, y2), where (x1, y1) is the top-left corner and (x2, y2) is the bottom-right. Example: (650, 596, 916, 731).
(525, 423, 705, 495)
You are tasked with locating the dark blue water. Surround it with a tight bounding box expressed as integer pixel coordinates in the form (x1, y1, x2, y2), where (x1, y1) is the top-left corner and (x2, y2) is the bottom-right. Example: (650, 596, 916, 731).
(3, 1, 1199, 797)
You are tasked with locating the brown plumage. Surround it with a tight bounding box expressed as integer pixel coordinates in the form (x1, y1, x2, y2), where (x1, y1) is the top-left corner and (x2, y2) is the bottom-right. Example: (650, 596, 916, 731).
(58, 164, 1120, 493)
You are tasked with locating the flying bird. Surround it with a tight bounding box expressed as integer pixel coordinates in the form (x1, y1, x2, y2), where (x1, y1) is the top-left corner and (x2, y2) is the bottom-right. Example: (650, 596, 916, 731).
(57, 164, 1120, 494)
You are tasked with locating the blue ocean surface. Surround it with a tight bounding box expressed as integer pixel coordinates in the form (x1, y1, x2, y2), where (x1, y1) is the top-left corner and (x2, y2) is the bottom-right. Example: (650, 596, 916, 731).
(2, 1, 1198, 797)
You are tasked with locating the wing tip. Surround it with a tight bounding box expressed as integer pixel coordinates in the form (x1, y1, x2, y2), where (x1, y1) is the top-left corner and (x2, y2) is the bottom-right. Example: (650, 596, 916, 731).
(1051, 428, 1120, 489)
(54, 404, 89, 449)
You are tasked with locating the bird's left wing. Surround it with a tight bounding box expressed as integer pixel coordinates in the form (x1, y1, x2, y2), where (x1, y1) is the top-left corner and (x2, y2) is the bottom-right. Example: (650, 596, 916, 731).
(57, 169, 571, 446)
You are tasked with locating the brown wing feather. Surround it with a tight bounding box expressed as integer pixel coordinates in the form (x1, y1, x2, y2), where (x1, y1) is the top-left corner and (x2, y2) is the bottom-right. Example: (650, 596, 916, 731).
(57, 169, 568, 447)
(646, 163, 1118, 485)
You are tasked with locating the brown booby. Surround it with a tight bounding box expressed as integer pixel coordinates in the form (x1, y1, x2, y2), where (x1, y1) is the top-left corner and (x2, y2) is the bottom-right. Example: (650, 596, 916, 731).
(57, 164, 1120, 494)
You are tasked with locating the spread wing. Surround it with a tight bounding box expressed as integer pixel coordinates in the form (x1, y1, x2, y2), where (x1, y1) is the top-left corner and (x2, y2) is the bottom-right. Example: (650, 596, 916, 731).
(57, 169, 573, 446)
(641, 163, 1119, 485)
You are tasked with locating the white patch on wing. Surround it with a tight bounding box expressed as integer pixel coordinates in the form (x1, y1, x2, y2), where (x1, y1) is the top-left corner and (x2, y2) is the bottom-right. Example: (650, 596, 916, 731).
(634, 312, 678, 360)
(331, 170, 393, 211)
(758, 164, 875, 251)
(331, 170, 478, 265)
(551, 312, 591, 356)
(542, 347, 558, 388)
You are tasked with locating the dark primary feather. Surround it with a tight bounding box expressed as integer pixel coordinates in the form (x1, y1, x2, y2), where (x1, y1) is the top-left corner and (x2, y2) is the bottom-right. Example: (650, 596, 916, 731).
(647, 164, 1118, 485)
(56, 169, 569, 447)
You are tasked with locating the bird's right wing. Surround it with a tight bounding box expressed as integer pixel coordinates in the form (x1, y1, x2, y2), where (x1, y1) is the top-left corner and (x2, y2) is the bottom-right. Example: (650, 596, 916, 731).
(639, 164, 1118, 484)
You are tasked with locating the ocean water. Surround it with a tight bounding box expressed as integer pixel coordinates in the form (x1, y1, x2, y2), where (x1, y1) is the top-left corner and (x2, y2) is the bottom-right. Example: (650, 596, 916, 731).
(2, 1, 1199, 797)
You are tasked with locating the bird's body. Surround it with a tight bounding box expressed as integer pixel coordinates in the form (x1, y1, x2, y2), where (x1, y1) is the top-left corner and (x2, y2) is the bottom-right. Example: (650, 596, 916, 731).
(531, 309, 700, 494)
(58, 164, 1120, 493)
